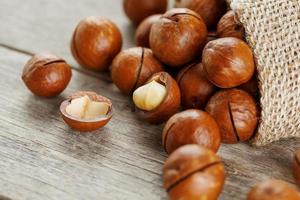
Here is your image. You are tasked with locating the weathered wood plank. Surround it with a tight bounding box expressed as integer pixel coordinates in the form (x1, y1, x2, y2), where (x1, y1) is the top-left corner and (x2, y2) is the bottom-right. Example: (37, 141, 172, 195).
(0, 47, 167, 200)
(0, 0, 135, 69)
(0, 0, 299, 199)
(1, 43, 300, 200)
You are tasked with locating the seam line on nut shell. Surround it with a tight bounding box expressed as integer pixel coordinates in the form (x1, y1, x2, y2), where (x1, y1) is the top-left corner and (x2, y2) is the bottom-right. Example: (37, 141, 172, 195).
(228, 102, 240, 142)
(167, 161, 223, 192)
(167, 12, 203, 22)
(163, 123, 176, 153)
(131, 47, 145, 95)
(44, 60, 66, 66)
(177, 63, 196, 85)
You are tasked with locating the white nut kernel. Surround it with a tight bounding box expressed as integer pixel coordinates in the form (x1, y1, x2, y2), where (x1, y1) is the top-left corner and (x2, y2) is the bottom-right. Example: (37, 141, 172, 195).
(66, 95, 110, 119)
(133, 80, 167, 111)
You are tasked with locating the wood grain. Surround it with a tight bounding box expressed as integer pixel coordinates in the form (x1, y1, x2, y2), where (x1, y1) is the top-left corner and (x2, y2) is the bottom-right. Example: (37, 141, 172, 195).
(0, 47, 167, 200)
(0, 0, 135, 69)
(0, 0, 299, 199)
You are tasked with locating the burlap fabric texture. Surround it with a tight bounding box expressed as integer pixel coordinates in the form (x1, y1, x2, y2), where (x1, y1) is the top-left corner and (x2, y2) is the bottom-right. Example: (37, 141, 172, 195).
(228, 0, 300, 145)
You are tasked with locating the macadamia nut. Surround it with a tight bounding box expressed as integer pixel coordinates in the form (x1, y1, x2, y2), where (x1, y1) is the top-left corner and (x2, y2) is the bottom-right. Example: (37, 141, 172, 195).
(133, 80, 167, 111)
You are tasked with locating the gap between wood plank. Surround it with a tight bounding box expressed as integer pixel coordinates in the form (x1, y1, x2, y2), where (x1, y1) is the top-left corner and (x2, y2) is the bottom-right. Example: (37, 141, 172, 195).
(0, 43, 33, 56)
(0, 43, 109, 81)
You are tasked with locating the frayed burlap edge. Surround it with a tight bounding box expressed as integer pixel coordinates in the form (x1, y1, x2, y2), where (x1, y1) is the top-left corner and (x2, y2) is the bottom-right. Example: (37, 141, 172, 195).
(227, 0, 300, 146)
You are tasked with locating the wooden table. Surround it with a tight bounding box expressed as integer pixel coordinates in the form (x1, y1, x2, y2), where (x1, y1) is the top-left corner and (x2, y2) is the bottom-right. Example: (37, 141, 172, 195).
(0, 0, 299, 199)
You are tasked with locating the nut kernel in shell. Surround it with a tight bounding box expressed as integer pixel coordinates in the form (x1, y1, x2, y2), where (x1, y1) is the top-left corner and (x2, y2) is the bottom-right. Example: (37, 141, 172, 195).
(60, 91, 113, 132)
(133, 80, 167, 111)
(66, 95, 110, 120)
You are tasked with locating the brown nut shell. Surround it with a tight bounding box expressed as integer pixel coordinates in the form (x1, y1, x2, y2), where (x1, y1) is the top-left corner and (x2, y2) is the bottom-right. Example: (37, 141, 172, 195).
(111, 47, 164, 95)
(22, 54, 72, 98)
(135, 14, 162, 47)
(136, 72, 181, 124)
(71, 16, 122, 71)
(202, 37, 255, 88)
(247, 179, 300, 200)
(293, 149, 300, 185)
(175, 0, 227, 30)
(150, 8, 208, 67)
(163, 144, 225, 200)
(177, 62, 217, 109)
(217, 10, 245, 39)
(60, 91, 113, 132)
(162, 109, 221, 154)
(205, 89, 258, 144)
(123, 0, 167, 25)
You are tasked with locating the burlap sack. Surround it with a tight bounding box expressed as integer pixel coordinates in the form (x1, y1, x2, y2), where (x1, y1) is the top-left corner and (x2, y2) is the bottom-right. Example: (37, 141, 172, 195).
(227, 0, 300, 145)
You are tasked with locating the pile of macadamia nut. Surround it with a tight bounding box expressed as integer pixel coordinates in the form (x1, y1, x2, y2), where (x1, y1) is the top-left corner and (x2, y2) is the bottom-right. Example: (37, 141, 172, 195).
(21, 0, 300, 199)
